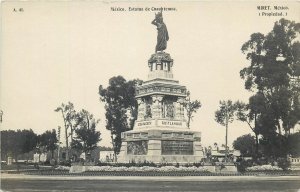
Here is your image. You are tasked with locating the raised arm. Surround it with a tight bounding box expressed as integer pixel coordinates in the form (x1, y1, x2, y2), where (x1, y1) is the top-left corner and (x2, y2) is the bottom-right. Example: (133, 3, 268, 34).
(151, 19, 157, 26)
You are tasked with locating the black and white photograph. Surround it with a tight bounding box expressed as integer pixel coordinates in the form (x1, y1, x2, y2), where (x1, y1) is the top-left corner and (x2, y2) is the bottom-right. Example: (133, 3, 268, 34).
(1, 1, 300, 191)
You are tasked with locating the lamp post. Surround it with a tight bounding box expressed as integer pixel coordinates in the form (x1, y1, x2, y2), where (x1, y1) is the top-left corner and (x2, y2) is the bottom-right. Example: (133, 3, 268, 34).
(225, 104, 229, 162)
(0, 110, 3, 123)
(55, 107, 69, 161)
(57, 126, 61, 163)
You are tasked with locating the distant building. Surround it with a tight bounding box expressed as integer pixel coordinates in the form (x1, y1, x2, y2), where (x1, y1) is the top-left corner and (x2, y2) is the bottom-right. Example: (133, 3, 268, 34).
(289, 156, 300, 170)
(210, 144, 241, 162)
(33, 153, 48, 163)
(99, 151, 114, 162)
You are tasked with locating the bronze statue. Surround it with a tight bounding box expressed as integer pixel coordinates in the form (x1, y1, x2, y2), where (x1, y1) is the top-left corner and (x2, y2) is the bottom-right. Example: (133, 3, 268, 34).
(152, 11, 169, 52)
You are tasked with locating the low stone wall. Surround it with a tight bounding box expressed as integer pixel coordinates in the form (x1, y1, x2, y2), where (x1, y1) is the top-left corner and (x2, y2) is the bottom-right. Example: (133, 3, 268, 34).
(20, 169, 300, 176)
(119, 155, 203, 164)
(70, 165, 236, 173)
(202, 165, 237, 173)
(203, 166, 215, 173)
(215, 165, 237, 173)
(69, 165, 90, 173)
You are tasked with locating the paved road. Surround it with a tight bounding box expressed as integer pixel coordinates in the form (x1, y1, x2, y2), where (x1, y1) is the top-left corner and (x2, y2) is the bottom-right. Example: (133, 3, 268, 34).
(1, 175, 300, 192)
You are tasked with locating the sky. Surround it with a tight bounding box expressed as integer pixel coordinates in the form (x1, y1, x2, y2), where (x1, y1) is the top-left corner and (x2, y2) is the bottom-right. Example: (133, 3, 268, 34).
(1, 1, 299, 148)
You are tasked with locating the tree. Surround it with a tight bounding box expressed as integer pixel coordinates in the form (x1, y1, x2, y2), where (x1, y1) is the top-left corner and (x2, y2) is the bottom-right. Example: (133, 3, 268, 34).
(287, 132, 300, 157)
(22, 129, 39, 154)
(240, 18, 300, 158)
(55, 102, 77, 161)
(99, 76, 142, 160)
(71, 109, 101, 157)
(233, 134, 256, 157)
(184, 91, 201, 128)
(38, 129, 58, 159)
(1, 130, 22, 161)
(214, 100, 237, 160)
(1, 129, 38, 162)
(235, 97, 265, 158)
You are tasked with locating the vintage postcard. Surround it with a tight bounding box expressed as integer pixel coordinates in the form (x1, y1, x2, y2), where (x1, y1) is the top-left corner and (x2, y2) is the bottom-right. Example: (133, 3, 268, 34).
(1, 1, 300, 191)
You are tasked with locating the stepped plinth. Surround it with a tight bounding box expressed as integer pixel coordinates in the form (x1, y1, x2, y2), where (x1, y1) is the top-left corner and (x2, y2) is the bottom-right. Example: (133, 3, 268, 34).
(118, 52, 204, 164)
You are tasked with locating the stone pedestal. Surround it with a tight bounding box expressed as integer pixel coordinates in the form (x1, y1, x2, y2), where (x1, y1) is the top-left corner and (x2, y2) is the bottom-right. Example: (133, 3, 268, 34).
(118, 52, 204, 164)
(119, 127, 204, 163)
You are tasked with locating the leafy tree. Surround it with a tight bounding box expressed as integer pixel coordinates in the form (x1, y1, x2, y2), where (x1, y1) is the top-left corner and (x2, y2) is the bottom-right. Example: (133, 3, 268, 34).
(233, 134, 256, 157)
(1, 130, 19, 161)
(99, 76, 142, 160)
(184, 91, 201, 128)
(38, 129, 58, 159)
(235, 97, 265, 158)
(287, 132, 300, 157)
(21, 129, 39, 154)
(71, 109, 101, 157)
(240, 18, 300, 158)
(0, 129, 38, 161)
(55, 102, 77, 160)
(214, 100, 237, 160)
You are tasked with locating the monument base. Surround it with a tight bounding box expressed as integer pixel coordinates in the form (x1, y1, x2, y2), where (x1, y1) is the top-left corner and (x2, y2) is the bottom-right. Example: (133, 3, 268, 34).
(117, 51, 205, 164)
(118, 128, 204, 164)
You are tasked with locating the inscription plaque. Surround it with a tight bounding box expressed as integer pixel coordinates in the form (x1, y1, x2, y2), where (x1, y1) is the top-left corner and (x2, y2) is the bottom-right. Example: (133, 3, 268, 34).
(157, 120, 186, 128)
(161, 140, 193, 155)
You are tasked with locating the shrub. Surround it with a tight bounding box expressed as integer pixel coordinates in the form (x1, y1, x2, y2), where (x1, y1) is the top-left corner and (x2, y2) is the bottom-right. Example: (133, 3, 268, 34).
(277, 158, 291, 171)
(86, 165, 209, 172)
(236, 160, 248, 172)
(59, 160, 71, 167)
(193, 162, 204, 167)
(236, 158, 253, 172)
(246, 165, 282, 171)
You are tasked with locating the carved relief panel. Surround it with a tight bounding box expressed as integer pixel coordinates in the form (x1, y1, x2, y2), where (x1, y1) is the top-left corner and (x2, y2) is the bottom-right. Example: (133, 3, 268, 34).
(144, 97, 152, 120)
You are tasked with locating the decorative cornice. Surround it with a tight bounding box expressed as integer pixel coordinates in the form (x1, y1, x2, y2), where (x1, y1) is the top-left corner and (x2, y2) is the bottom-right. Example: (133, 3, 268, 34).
(136, 84, 187, 97)
(136, 82, 186, 90)
(148, 52, 173, 64)
(144, 78, 179, 84)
